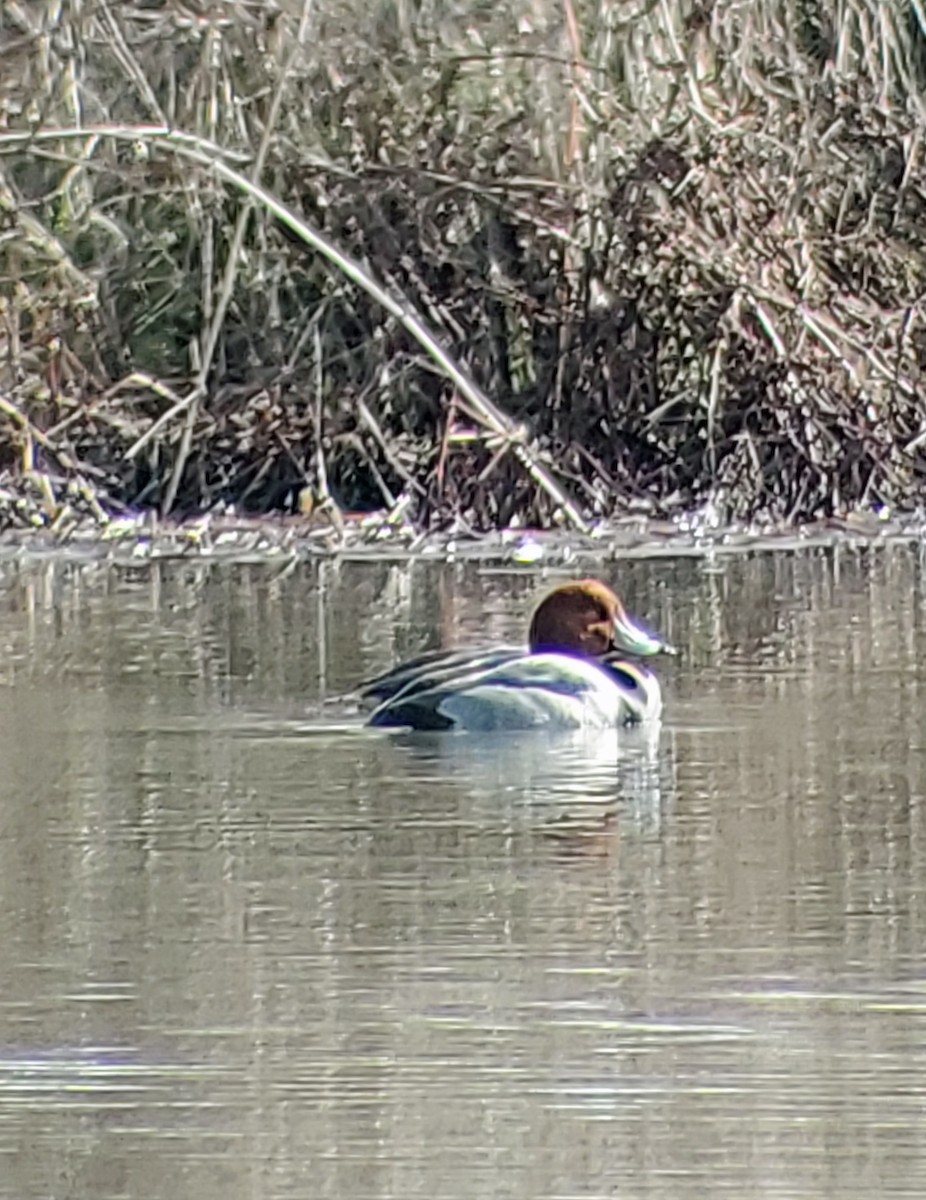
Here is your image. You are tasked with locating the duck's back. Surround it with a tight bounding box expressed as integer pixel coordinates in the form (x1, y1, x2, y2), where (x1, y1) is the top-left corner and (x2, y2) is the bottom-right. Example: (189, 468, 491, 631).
(362, 646, 523, 706)
(366, 651, 646, 731)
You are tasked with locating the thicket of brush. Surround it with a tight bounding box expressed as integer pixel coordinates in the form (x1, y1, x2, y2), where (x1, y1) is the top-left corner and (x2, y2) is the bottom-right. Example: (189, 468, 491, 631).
(2, 0, 926, 535)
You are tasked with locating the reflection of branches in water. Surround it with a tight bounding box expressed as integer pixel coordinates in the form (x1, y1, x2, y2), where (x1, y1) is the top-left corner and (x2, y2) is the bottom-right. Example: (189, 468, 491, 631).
(841, 768, 913, 809)
(4, 545, 925, 982)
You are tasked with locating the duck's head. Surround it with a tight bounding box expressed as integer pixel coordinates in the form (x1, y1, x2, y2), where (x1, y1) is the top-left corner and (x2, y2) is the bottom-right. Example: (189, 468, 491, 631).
(528, 578, 674, 658)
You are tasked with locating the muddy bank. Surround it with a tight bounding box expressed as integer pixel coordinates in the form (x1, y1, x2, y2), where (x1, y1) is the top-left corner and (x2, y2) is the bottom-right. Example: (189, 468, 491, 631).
(2, 2, 926, 535)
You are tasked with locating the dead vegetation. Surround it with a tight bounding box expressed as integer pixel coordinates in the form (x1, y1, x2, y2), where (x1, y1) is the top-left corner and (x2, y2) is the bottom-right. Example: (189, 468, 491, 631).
(2, 0, 926, 536)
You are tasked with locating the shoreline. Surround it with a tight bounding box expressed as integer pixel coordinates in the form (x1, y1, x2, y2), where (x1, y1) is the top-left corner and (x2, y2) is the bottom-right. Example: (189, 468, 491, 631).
(0, 506, 917, 567)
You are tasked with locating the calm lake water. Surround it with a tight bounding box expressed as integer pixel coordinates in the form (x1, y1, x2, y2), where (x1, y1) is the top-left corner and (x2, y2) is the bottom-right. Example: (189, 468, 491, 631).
(0, 546, 924, 1198)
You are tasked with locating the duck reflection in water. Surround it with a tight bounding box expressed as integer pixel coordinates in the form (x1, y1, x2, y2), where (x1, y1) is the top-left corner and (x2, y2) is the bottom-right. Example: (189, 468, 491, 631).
(383, 721, 674, 842)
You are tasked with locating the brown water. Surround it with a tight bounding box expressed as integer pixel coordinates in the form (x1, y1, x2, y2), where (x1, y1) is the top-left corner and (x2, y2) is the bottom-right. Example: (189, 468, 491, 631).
(0, 547, 924, 1198)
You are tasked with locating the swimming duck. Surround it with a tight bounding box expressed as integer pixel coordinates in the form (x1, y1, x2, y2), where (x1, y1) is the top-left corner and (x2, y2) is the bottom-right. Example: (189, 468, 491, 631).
(363, 578, 674, 732)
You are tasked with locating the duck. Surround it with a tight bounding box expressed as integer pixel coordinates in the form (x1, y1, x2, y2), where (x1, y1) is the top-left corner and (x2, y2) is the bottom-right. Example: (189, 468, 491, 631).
(362, 578, 674, 732)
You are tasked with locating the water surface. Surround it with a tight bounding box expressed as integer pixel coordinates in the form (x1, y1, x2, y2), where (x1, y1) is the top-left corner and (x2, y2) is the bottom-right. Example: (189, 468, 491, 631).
(0, 547, 924, 1198)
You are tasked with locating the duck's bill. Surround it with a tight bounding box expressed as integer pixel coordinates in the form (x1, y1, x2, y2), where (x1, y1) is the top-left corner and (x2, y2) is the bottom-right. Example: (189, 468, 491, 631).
(611, 610, 676, 657)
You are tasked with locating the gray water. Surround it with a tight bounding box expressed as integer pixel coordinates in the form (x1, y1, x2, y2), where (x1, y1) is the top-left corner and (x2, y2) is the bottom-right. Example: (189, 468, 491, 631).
(0, 547, 924, 1199)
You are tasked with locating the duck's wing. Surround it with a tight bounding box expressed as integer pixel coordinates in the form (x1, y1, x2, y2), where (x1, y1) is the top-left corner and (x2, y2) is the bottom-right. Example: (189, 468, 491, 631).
(361, 646, 524, 705)
(367, 652, 627, 731)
